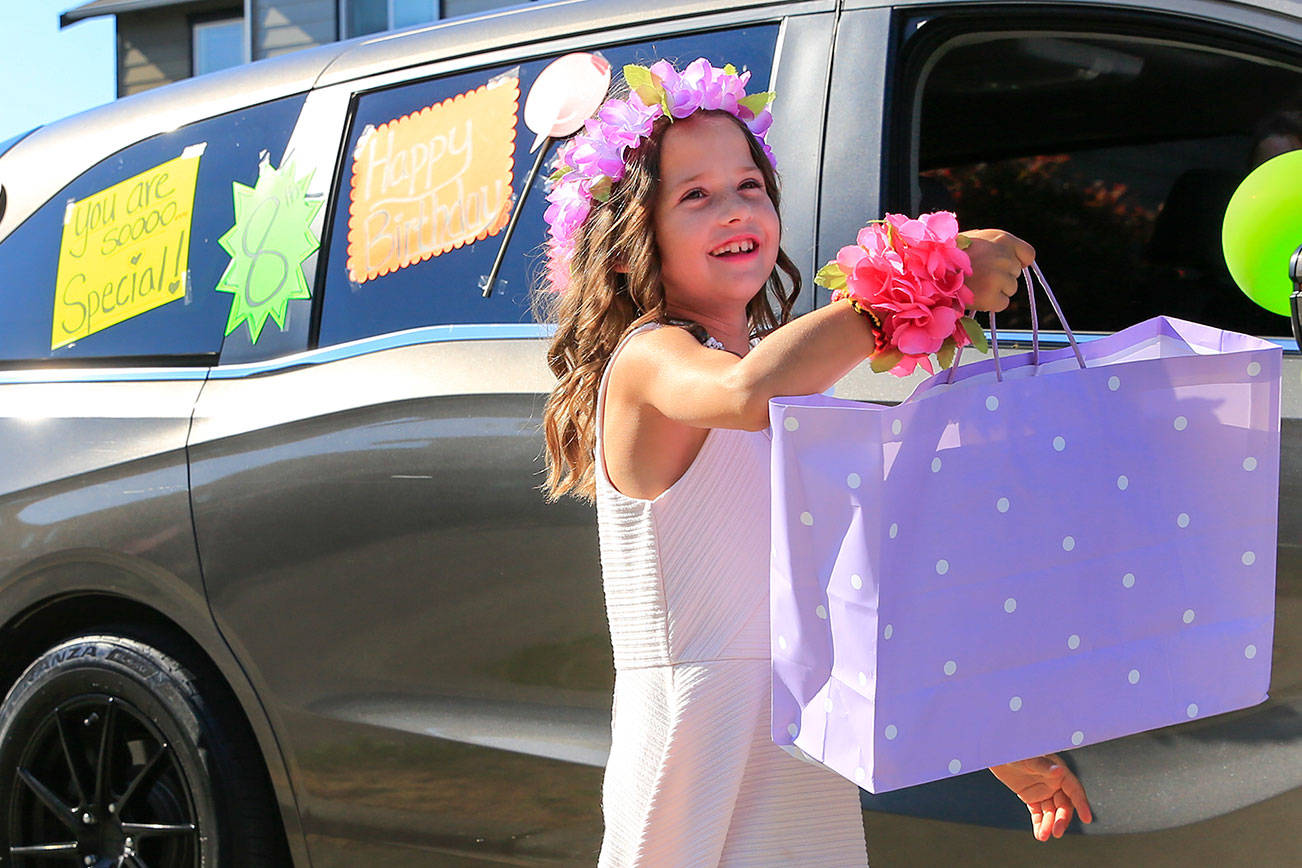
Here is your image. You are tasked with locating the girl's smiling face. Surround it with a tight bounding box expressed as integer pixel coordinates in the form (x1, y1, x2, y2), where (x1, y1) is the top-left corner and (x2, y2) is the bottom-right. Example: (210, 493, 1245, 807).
(652, 113, 780, 315)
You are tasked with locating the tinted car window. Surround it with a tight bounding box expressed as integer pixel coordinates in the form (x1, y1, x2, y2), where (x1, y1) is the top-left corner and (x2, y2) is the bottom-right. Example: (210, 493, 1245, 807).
(906, 26, 1301, 337)
(316, 26, 778, 348)
(0, 95, 305, 363)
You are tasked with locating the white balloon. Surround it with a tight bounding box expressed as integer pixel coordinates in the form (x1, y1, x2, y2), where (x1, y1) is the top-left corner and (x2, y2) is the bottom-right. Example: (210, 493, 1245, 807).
(524, 52, 612, 151)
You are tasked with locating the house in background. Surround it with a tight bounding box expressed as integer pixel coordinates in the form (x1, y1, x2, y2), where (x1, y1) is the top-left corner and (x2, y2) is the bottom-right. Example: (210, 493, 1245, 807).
(60, 0, 533, 97)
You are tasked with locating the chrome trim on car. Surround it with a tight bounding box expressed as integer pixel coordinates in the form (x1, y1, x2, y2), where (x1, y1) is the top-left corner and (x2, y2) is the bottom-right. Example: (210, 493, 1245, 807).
(210, 323, 555, 379)
(0, 367, 211, 384)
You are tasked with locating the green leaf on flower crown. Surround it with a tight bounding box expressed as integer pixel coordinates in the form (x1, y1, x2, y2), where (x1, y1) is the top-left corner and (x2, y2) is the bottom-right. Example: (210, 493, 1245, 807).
(956, 233, 973, 250)
(807, 262, 848, 294)
(936, 337, 956, 370)
(589, 176, 613, 203)
(814, 261, 848, 292)
(960, 316, 989, 353)
(870, 348, 904, 374)
(623, 65, 663, 110)
(738, 91, 776, 115)
(547, 164, 573, 182)
(723, 63, 737, 76)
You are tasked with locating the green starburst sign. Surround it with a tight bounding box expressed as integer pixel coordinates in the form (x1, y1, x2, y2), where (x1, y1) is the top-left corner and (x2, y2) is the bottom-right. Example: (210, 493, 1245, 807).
(215, 156, 322, 343)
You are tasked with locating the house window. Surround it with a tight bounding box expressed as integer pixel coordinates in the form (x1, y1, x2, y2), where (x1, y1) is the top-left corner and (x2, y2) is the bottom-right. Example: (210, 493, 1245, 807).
(192, 16, 244, 76)
(343, 0, 519, 37)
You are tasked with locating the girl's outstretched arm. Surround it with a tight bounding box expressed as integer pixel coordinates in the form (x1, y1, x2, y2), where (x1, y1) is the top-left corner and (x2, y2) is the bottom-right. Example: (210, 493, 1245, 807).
(613, 229, 1034, 431)
(990, 754, 1094, 841)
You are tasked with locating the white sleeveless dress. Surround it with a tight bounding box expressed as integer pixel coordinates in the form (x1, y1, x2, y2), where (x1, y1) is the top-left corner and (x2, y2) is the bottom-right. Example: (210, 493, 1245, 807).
(594, 323, 869, 867)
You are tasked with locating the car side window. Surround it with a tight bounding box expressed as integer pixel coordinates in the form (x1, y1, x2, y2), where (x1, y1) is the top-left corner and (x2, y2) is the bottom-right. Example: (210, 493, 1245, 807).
(0, 95, 306, 364)
(900, 18, 1301, 338)
(315, 25, 779, 349)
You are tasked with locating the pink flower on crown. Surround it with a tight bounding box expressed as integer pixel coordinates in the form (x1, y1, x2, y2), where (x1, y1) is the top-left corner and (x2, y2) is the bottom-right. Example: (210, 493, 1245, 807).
(546, 242, 573, 295)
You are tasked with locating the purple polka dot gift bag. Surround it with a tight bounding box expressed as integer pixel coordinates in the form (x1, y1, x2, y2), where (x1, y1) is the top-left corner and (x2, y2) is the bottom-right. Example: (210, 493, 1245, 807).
(769, 266, 1281, 793)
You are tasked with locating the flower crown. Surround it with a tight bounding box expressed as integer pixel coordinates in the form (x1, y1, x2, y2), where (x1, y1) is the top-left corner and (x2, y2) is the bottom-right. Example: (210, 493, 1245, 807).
(542, 58, 777, 293)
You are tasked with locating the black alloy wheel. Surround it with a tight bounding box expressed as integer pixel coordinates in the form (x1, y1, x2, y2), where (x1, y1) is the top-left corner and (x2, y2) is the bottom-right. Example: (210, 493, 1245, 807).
(0, 635, 289, 868)
(7, 695, 200, 867)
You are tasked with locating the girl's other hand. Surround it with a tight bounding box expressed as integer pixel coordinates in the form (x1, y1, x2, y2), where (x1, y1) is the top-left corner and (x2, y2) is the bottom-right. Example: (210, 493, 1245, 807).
(960, 229, 1036, 312)
(989, 753, 1093, 842)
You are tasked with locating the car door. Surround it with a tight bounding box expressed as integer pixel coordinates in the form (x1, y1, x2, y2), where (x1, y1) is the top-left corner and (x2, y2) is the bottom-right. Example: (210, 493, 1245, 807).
(186, 7, 835, 863)
(823, 1, 1302, 863)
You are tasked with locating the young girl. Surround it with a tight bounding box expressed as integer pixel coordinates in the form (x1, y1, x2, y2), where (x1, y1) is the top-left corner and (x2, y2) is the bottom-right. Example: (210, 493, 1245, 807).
(539, 59, 1092, 866)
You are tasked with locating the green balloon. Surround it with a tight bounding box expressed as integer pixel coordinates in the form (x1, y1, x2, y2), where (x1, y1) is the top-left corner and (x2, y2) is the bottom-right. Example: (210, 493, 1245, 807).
(1222, 149, 1302, 317)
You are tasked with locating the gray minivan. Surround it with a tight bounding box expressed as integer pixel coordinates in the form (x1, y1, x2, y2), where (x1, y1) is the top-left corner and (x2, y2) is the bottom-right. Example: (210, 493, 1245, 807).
(0, 1, 1298, 865)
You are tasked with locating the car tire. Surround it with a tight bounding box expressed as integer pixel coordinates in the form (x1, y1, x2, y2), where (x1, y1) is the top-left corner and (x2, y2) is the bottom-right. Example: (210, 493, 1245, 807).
(0, 634, 289, 868)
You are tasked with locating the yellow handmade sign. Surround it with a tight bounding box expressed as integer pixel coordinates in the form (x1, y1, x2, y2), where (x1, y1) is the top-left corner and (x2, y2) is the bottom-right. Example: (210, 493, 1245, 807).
(346, 72, 518, 284)
(52, 143, 205, 349)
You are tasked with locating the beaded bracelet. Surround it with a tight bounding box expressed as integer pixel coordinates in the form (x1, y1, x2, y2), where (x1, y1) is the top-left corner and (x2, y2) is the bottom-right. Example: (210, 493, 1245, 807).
(832, 291, 888, 355)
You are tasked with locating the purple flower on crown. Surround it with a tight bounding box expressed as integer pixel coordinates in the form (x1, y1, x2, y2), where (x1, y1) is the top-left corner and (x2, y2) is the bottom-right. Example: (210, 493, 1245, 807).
(597, 90, 663, 149)
(544, 181, 591, 245)
(567, 127, 627, 181)
(681, 58, 748, 114)
(649, 60, 703, 119)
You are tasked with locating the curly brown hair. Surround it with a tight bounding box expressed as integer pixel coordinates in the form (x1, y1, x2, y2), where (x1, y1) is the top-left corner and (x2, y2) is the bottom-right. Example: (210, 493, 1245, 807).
(536, 111, 801, 502)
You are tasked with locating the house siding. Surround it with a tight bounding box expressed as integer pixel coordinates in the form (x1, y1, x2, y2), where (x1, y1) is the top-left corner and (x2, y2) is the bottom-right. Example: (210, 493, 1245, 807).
(116, 1, 244, 97)
(252, 0, 336, 60)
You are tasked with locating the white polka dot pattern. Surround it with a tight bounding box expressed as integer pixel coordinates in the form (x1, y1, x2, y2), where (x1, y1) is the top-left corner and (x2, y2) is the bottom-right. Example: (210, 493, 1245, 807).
(767, 333, 1278, 793)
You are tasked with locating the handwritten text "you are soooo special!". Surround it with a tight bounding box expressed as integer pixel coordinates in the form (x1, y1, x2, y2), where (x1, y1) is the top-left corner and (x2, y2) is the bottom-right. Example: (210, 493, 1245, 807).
(52, 144, 204, 349)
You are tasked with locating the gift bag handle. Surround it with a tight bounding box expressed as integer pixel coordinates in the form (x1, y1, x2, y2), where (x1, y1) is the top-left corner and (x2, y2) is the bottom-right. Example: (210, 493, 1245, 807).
(946, 261, 1087, 384)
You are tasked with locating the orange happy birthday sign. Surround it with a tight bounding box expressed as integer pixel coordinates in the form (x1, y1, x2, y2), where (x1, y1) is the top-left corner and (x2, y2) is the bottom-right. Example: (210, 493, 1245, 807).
(346, 73, 518, 283)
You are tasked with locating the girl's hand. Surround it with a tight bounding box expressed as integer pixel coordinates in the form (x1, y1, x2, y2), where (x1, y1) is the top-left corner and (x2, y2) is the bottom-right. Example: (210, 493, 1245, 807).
(989, 753, 1093, 841)
(960, 229, 1036, 312)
